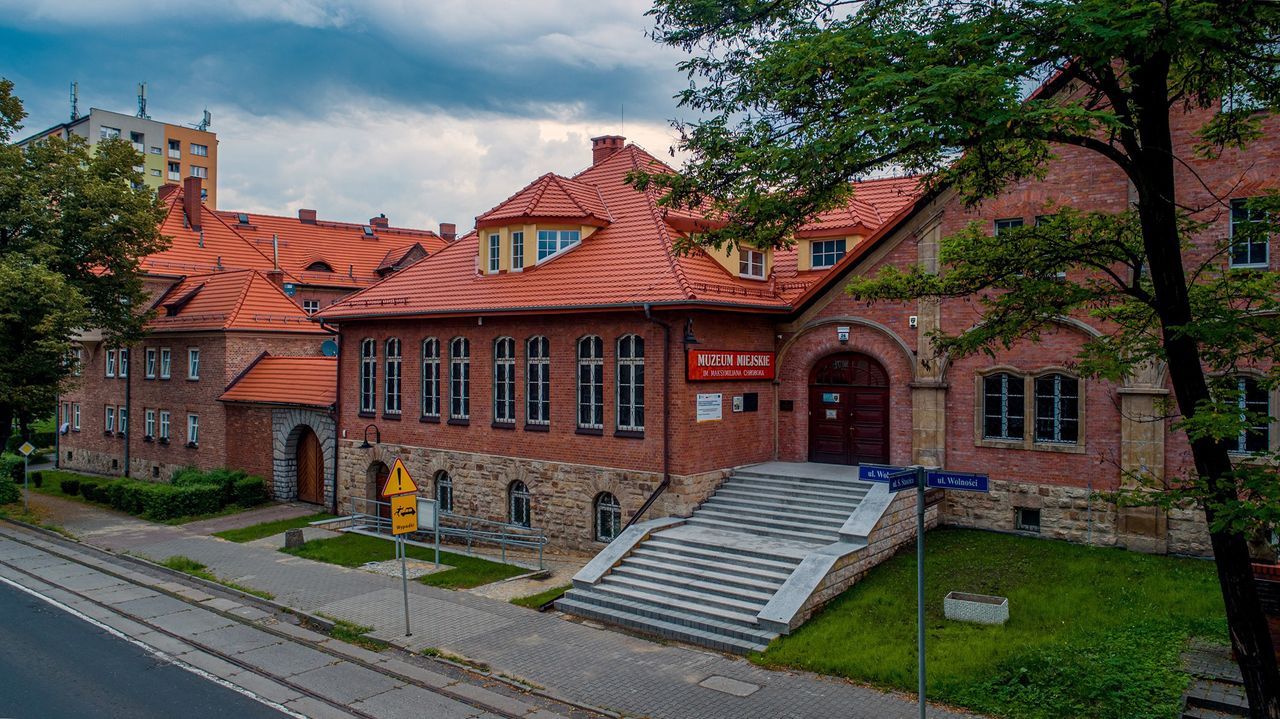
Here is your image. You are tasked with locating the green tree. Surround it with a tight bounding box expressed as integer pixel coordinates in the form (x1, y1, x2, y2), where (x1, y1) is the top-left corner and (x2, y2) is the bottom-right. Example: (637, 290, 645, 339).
(637, 0, 1280, 714)
(0, 79, 167, 438)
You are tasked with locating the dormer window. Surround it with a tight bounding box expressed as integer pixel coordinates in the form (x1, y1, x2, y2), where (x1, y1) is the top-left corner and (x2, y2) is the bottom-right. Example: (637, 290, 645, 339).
(306, 261, 334, 272)
(488, 234, 501, 273)
(362, 225, 375, 238)
(537, 230, 581, 262)
(237, 213, 249, 224)
(739, 248, 765, 279)
(811, 239, 847, 269)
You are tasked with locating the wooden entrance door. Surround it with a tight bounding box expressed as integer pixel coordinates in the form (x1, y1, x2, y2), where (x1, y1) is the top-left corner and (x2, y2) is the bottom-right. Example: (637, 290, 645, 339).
(295, 427, 323, 504)
(808, 353, 890, 465)
(371, 462, 391, 521)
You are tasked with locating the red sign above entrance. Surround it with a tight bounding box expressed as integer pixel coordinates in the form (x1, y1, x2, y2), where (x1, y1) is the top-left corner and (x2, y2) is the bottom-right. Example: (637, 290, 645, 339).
(687, 350, 776, 381)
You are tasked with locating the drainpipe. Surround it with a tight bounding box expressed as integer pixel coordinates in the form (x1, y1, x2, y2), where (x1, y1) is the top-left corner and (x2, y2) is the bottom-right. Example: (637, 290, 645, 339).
(123, 348, 132, 478)
(54, 392, 60, 470)
(322, 319, 341, 515)
(624, 304, 671, 530)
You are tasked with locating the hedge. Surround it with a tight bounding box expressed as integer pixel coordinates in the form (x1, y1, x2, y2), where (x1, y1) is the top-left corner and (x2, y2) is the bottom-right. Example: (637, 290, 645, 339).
(234, 476, 268, 507)
(0, 478, 17, 505)
(0, 455, 23, 483)
(61, 478, 80, 496)
(66, 468, 268, 521)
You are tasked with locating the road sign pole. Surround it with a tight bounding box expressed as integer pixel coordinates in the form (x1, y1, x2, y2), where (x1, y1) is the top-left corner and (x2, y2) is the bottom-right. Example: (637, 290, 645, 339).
(400, 536, 411, 637)
(916, 463, 926, 719)
(22, 454, 29, 512)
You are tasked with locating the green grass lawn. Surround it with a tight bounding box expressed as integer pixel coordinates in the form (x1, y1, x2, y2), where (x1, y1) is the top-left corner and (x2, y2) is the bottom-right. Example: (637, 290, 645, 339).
(213, 513, 334, 543)
(280, 532, 528, 589)
(757, 528, 1226, 719)
(510, 583, 572, 609)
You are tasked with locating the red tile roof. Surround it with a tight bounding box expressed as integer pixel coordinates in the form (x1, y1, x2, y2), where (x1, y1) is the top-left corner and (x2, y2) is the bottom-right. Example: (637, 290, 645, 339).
(219, 355, 337, 407)
(796, 176, 922, 237)
(147, 269, 326, 334)
(319, 145, 922, 320)
(476, 173, 612, 228)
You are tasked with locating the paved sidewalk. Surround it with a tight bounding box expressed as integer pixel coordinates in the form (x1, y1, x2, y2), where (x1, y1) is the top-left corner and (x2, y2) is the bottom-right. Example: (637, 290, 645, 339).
(25, 492, 978, 719)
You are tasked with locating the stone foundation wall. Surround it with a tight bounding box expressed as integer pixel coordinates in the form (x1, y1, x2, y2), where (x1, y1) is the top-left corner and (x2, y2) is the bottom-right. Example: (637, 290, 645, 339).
(58, 447, 186, 481)
(271, 408, 336, 506)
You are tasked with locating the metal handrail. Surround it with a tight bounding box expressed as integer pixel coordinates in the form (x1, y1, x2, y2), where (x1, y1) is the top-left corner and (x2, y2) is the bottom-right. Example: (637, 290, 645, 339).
(347, 496, 548, 569)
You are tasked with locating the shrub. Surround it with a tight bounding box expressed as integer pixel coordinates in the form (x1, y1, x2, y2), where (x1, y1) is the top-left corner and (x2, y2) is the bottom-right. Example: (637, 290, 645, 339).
(3, 435, 20, 454)
(173, 467, 246, 508)
(0, 455, 23, 483)
(0, 478, 17, 505)
(234, 476, 268, 507)
(106, 481, 146, 515)
(140, 483, 222, 520)
(61, 478, 80, 496)
(80, 479, 107, 503)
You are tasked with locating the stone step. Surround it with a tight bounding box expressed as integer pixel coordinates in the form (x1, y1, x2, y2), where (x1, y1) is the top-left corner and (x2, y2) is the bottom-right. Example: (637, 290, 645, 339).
(643, 537, 805, 570)
(707, 491, 856, 518)
(610, 564, 778, 604)
(555, 596, 772, 655)
(722, 477, 870, 501)
(1185, 679, 1250, 716)
(1182, 706, 1246, 719)
(695, 502, 849, 530)
(562, 586, 776, 642)
(685, 515, 835, 544)
(731, 470, 873, 491)
(622, 554, 790, 592)
(600, 574, 770, 615)
(587, 580, 764, 627)
(692, 508, 845, 537)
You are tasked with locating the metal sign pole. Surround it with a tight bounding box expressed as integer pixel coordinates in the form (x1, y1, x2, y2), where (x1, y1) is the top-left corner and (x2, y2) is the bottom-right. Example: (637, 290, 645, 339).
(916, 464, 927, 719)
(22, 454, 29, 512)
(400, 535, 411, 636)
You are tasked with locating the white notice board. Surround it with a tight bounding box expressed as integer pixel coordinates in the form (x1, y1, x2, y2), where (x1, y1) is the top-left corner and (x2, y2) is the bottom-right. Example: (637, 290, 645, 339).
(696, 393, 723, 422)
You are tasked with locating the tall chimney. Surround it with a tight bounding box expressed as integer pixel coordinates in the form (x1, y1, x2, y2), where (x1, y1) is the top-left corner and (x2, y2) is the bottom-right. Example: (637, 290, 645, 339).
(183, 176, 202, 231)
(439, 223, 457, 242)
(591, 135, 625, 165)
(370, 214, 389, 229)
(298, 208, 317, 224)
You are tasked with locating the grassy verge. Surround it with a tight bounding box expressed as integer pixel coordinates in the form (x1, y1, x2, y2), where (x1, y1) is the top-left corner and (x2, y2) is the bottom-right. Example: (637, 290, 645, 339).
(212, 512, 334, 542)
(510, 583, 572, 609)
(314, 613, 389, 652)
(280, 532, 527, 589)
(160, 555, 275, 601)
(755, 528, 1227, 719)
(0, 502, 75, 538)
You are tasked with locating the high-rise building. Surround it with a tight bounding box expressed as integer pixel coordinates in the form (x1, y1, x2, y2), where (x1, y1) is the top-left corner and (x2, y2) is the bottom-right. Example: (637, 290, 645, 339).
(16, 107, 219, 208)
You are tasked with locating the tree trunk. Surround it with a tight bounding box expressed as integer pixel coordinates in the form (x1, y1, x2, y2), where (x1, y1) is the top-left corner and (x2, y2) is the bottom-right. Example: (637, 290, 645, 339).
(0, 403, 12, 445)
(1131, 54, 1280, 718)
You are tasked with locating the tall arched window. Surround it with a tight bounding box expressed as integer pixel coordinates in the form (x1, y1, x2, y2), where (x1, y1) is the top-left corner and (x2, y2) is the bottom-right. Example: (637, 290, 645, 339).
(421, 338, 440, 419)
(577, 336, 604, 430)
(434, 470, 453, 513)
(384, 338, 402, 415)
(508, 480, 531, 527)
(493, 337, 516, 425)
(616, 335, 644, 432)
(595, 492, 622, 543)
(982, 371, 1025, 441)
(450, 337, 471, 420)
(1033, 373, 1079, 444)
(527, 337, 550, 426)
(359, 338, 377, 414)
(1235, 376, 1271, 453)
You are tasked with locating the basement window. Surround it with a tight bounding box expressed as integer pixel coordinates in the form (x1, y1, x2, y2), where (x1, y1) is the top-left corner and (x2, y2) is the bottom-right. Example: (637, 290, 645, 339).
(1015, 507, 1041, 533)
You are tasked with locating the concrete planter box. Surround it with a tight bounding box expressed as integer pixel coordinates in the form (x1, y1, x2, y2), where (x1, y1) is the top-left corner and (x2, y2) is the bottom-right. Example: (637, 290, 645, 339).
(944, 591, 1009, 625)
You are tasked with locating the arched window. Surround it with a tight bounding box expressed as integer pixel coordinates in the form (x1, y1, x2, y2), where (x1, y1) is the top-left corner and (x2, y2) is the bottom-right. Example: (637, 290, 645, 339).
(527, 337, 550, 426)
(493, 337, 516, 425)
(305, 261, 334, 272)
(616, 335, 644, 432)
(982, 371, 1025, 441)
(1033, 373, 1079, 444)
(509, 480, 531, 527)
(421, 338, 440, 419)
(595, 492, 622, 543)
(577, 336, 604, 430)
(384, 338, 402, 415)
(359, 339, 376, 414)
(1235, 376, 1271, 453)
(434, 470, 453, 513)
(450, 337, 470, 420)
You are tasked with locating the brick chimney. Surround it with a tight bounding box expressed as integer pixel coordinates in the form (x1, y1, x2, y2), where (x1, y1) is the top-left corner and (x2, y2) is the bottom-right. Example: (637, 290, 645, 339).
(158, 184, 179, 202)
(264, 269, 284, 288)
(591, 135, 625, 165)
(298, 208, 317, 224)
(183, 176, 202, 231)
(439, 223, 457, 242)
(370, 213, 389, 229)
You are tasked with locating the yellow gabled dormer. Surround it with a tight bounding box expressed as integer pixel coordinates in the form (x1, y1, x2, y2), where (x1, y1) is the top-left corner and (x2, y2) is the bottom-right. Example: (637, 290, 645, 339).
(704, 242, 773, 281)
(479, 223, 603, 275)
(795, 235, 862, 272)
(474, 172, 613, 276)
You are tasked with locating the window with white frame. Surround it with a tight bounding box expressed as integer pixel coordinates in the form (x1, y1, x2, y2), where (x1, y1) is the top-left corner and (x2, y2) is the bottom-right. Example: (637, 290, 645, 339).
(145, 348, 156, 378)
(118, 349, 129, 377)
(488, 233, 501, 273)
(435, 471, 453, 513)
(508, 480, 531, 527)
(187, 414, 199, 446)
(1231, 198, 1269, 268)
(537, 230, 580, 261)
(72, 347, 82, 376)
(159, 348, 171, 379)
(450, 337, 471, 420)
(577, 336, 604, 430)
(1033, 373, 1080, 444)
(595, 492, 622, 543)
(982, 372, 1025, 441)
(360, 339, 377, 414)
(384, 338, 402, 415)
(73, 404, 80, 431)
(159, 411, 170, 441)
(511, 231, 524, 270)
(118, 407, 128, 435)
(526, 336, 550, 426)
(191, 165, 208, 179)
(1234, 376, 1271, 453)
(493, 337, 516, 424)
(187, 348, 200, 379)
(100, 126, 121, 140)
(106, 349, 116, 377)
(810, 239, 847, 269)
(303, 299, 320, 315)
(994, 217, 1025, 234)
(145, 409, 156, 439)
(739, 248, 765, 279)
(421, 338, 441, 418)
(104, 406, 115, 434)
(190, 143, 208, 157)
(617, 335, 644, 432)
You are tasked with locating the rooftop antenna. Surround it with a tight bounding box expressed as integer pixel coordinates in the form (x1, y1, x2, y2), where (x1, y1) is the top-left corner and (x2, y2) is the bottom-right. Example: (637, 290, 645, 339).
(69, 82, 79, 122)
(136, 82, 150, 119)
(272, 234, 279, 270)
(197, 109, 211, 132)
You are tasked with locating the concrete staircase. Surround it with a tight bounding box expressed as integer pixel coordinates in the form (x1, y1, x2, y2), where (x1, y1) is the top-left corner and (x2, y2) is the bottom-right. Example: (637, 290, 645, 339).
(557, 463, 880, 654)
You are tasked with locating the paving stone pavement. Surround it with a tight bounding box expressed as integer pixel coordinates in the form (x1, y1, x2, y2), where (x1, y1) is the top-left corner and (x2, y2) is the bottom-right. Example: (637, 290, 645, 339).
(23, 492, 981, 719)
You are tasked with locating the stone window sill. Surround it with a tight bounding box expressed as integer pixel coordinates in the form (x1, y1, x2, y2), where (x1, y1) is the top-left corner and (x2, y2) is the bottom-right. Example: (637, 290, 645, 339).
(447, 418, 470, 426)
(524, 423, 550, 432)
(576, 427, 603, 437)
(381, 413, 402, 421)
(614, 430, 645, 440)
(419, 415, 441, 424)
(492, 422, 515, 430)
(358, 411, 375, 419)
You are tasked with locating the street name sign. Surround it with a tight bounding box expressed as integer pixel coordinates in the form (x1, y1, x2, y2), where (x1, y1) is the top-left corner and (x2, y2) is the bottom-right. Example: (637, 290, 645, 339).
(888, 469, 920, 493)
(857, 463, 905, 483)
(925, 470, 989, 493)
(390, 494, 417, 535)
(380, 458, 419, 498)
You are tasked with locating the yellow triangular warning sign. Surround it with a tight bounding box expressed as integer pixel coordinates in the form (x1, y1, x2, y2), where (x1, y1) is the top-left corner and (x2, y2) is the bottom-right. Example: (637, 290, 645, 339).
(380, 458, 420, 498)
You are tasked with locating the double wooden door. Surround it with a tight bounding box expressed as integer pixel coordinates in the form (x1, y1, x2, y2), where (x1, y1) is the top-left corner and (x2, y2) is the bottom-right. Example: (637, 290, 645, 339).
(808, 353, 890, 466)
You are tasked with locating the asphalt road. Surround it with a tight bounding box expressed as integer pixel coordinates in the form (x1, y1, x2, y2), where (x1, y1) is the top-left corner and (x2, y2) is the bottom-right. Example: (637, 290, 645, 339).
(0, 580, 288, 719)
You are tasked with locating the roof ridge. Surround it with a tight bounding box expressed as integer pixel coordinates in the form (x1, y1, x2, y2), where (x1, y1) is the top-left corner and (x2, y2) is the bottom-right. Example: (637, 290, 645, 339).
(526, 174, 554, 214)
(322, 231, 473, 316)
(193, 190, 301, 281)
(224, 270, 259, 329)
(631, 148, 695, 300)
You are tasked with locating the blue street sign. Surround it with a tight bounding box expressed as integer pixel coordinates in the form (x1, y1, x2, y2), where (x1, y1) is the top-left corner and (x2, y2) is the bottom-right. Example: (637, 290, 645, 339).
(858, 464, 905, 483)
(888, 469, 919, 493)
(925, 470, 989, 493)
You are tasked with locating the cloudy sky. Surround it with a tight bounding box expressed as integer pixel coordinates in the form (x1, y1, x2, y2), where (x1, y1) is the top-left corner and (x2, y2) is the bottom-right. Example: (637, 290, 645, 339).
(0, 0, 690, 231)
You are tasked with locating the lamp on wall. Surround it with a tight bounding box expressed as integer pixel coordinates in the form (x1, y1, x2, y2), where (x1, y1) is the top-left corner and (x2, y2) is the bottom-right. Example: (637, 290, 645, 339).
(359, 424, 380, 449)
(683, 317, 699, 346)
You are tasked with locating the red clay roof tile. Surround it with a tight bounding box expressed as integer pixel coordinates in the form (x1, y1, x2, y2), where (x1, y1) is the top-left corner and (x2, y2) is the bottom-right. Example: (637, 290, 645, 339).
(219, 355, 336, 407)
(147, 269, 325, 334)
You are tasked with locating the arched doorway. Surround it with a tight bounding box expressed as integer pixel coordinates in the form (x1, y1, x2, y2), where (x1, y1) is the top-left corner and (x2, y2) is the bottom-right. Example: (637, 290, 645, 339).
(367, 461, 391, 521)
(295, 427, 324, 504)
(808, 352, 890, 465)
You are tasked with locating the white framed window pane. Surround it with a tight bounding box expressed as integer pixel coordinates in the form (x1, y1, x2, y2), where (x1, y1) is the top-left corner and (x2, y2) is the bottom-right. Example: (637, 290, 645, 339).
(811, 239, 847, 269)
(159, 411, 170, 439)
(188, 348, 200, 378)
(187, 415, 199, 445)
(422, 338, 440, 417)
(106, 350, 116, 377)
(511, 231, 524, 270)
(360, 339, 377, 413)
(488, 234, 501, 272)
(384, 339, 402, 414)
(1230, 199, 1270, 268)
(450, 338, 470, 419)
(160, 348, 171, 378)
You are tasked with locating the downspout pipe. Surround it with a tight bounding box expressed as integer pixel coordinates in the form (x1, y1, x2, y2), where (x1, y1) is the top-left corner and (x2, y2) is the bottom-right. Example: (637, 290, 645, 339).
(124, 348, 132, 478)
(321, 319, 340, 515)
(624, 304, 671, 530)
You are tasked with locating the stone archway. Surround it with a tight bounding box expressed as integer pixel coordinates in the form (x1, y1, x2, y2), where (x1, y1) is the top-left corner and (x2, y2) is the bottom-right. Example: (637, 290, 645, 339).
(272, 408, 336, 506)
